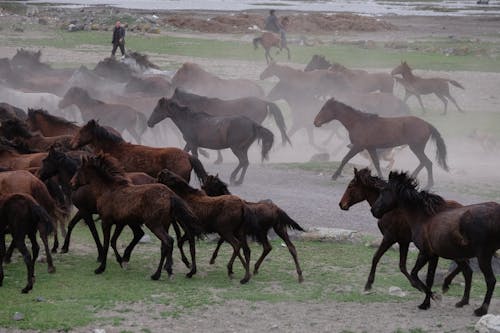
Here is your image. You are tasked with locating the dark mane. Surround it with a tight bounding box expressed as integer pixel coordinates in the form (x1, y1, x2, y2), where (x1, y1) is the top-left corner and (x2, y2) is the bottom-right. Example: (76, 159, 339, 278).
(126, 51, 160, 70)
(332, 99, 379, 119)
(47, 146, 79, 174)
(355, 168, 387, 189)
(83, 120, 124, 144)
(157, 169, 203, 196)
(202, 174, 231, 196)
(388, 171, 446, 216)
(83, 154, 130, 185)
(170, 99, 212, 119)
(0, 137, 37, 154)
(1, 118, 33, 138)
(173, 88, 211, 103)
(27, 108, 77, 126)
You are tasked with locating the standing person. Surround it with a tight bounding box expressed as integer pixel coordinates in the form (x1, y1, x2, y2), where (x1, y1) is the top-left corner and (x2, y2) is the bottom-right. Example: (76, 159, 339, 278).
(264, 10, 287, 49)
(111, 21, 126, 58)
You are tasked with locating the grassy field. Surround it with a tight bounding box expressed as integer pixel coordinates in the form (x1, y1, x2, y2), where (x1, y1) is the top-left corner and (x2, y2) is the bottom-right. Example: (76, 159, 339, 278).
(0, 223, 497, 331)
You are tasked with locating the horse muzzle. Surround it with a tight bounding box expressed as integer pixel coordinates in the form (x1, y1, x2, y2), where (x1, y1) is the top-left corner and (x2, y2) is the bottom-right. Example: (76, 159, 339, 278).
(370, 207, 384, 219)
(338, 201, 350, 211)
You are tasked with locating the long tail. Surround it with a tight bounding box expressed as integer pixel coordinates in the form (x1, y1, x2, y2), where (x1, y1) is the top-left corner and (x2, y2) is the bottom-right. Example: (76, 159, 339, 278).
(276, 208, 305, 232)
(242, 204, 263, 243)
(429, 124, 449, 172)
(31, 202, 54, 236)
(253, 37, 262, 50)
(447, 79, 464, 90)
(188, 154, 208, 185)
(266, 102, 291, 146)
(31, 182, 68, 225)
(170, 195, 203, 238)
(255, 124, 274, 161)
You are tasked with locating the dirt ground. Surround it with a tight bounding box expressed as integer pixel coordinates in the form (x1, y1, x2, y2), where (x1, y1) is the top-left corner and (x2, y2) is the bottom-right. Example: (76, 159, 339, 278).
(1, 7, 500, 333)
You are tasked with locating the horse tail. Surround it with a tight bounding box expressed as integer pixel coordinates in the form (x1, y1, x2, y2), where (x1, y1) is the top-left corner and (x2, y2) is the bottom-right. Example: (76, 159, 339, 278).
(276, 207, 305, 232)
(253, 37, 262, 50)
(447, 79, 465, 90)
(31, 202, 54, 236)
(31, 181, 68, 224)
(135, 112, 148, 137)
(266, 102, 291, 146)
(429, 124, 449, 172)
(243, 204, 263, 243)
(170, 195, 203, 238)
(255, 124, 274, 162)
(188, 154, 208, 184)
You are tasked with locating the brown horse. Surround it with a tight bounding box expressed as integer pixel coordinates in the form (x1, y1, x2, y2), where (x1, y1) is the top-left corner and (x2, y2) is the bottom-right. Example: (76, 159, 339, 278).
(171, 62, 264, 99)
(0, 102, 26, 121)
(339, 168, 464, 291)
(391, 61, 465, 114)
(314, 98, 449, 189)
(70, 154, 200, 279)
(372, 171, 500, 316)
(26, 108, 81, 137)
(157, 169, 259, 284)
(253, 32, 290, 64)
(124, 76, 172, 96)
(71, 119, 208, 182)
(0, 118, 73, 152)
(148, 98, 274, 185)
(0, 193, 55, 293)
(59, 87, 148, 144)
(202, 174, 305, 282)
(0, 142, 47, 170)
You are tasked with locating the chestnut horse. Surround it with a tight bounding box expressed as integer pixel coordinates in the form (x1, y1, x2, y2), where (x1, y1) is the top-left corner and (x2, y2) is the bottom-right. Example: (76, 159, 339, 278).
(339, 168, 464, 291)
(171, 62, 264, 99)
(157, 169, 260, 284)
(201, 174, 305, 282)
(253, 32, 290, 64)
(0, 193, 55, 293)
(26, 108, 81, 136)
(71, 119, 208, 182)
(0, 142, 47, 170)
(148, 98, 274, 185)
(391, 61, 464, 114)
(70, 154, 200, 279)
(372, 171, 500, 316)
(313, 98, 449, 189)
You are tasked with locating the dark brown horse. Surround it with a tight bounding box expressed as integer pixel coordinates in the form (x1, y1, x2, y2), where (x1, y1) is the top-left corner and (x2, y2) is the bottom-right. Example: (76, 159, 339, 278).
(0, 118, 73, 152)
(202, 174, 305, 282)
(0, 193, 55, 293)
(149, 98, 274, 185)
(253, 32, 290, 64)
(0, 102, 27, 121)
(171, 62, 264, 99)
(391, 61, 464, 114)
(26, 108, 81, 137)
(157, 169, 260, 284)
(70, 154, 200, 279)
(70, 119, 208, 182)
(313, 98, 449, 189)
(372, 171, 500, 316)
(0, 142, 47, 170)
(339, 168, 464, 291)
(59, 87, 148, 144)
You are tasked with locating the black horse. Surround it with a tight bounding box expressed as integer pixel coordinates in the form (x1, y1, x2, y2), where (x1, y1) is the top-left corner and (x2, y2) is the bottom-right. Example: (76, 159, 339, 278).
(148, 98, 274, 185)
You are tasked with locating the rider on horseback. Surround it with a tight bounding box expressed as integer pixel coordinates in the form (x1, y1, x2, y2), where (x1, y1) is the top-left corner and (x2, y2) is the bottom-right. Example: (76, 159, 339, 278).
(264, 9, 287, 48)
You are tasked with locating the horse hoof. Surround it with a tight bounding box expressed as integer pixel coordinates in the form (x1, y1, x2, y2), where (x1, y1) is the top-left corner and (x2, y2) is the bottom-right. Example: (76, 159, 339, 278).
(298, 276, 304, 283)
(21, 287, 32, 294)
(474, 307, 488, 316)
(51, 249, 58, 254)
(418, 302, 430, 310)
(47, 266, 56, 274)
(364, 284, 372, 292)
(186, 271, 196, 278)
(209, 259, 216, 265)
(455, 300, 468, 308)
(150, 273, 161, 281)
(121, 261, 129, 270)
(60, 248, 68, 254)
(94, 267, 105, 275)
(331, 174, 339, 181)
(240, 277, 250, 284)
(442, 285, 450, 293)
(253, 269, 259, 275)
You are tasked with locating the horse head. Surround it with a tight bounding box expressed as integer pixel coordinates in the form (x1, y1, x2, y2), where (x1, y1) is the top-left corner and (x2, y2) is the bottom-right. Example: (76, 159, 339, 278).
(201, 174, 231, 196)
(304, 54, 330, 72)
(71, 119, 97, 149)
(39, 145, 67, 181)
(314, 98, 340, 127)
(391, 61, 410, 76)
(60, 86, 90, 109)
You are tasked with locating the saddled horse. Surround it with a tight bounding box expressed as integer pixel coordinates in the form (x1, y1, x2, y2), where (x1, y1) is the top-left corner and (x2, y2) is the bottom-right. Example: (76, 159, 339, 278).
(391, 61, 465, 114)
(59, 87, 148, 144)
(372, 171, 500, 316)
(202, 174, 305, 282)
(149, 98, 274, 185)
(314, 98, 449, 189)
(71, 119, 208, 182)
(253, 32, 290, 64)
(171, 62, 264, 99)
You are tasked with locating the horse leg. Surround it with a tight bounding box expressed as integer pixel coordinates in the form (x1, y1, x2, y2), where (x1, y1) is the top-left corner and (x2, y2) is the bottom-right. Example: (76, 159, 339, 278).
(398, 240, 421, 291)
(230, 148, 249, 186)
(110, 224, 125, 266)
(121, 224, 145, 269)
(214, 150, 223, 165)
(4, 239, 15, 264)
(367, 149, 383, 179)
(27, 232, 39, 279)
(274, 225, 303, 283)
(60, 210, 81, 254)
(409, 144, 434, 190)
(306, 126, 323, 152)
(238, 233, 252, 284)
(445, 93, 464, 113)
(410, 251, 431, 293)
(209, 238, 224, 265)
(149, 225, 174, 280)
(331, 146, 362, 180)
(171, 222, 190, 268)
(415, 95, 426, 114)
(94, 222, 112, 274)
(185, 232, 197, 278)
(38, 226, 55, 274)
(455, 260, 472, 308)
(0, 233, 4, 287)
(435, 94, 448, 115)
(474, 251, 496, 316)
(252, 234, 272, 276)
(16, 237, 35, 293)
(442, 263, 463, 293)
(365, 236, 395, 291)
(418, 255, 439, 310)
(83, 213, 104, 262)
(285, 47, 291, 60)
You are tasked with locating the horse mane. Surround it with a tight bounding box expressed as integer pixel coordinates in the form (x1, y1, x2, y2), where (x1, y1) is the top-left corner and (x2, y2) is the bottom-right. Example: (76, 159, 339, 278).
(126, 51, 160, 70)
(1, 118, 32, 138)
(27, 108, 77, 126)
(388, 171, 446, 216)
(355, 168, 387, 189)
(83, 120, 124, 144)
(157, 169, 203, 196)
(48, 146, 79, 173)
(329, 99, 379, 119)
(173, 88, 209, 103)
(83, 154, 130, 185)
(202, 174, 231, 196)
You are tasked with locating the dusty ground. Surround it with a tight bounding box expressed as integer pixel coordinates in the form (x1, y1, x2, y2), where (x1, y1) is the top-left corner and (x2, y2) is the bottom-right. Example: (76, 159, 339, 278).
(1, 6, 500, 333)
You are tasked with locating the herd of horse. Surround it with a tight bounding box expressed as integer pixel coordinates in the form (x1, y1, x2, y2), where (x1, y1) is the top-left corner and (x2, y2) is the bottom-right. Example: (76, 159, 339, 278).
(1, 48, 497, 318)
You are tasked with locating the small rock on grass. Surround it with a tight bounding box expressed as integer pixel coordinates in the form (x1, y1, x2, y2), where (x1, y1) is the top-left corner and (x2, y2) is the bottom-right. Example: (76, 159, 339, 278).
(475, 314, 500, 333)
(13, 312, 24, 321)
(388, 286, 406, 297)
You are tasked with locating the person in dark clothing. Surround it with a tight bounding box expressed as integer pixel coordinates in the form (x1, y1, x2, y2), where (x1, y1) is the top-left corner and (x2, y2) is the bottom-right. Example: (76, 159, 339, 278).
(111, 21, 126, 57)
(264, 10, 287, 48)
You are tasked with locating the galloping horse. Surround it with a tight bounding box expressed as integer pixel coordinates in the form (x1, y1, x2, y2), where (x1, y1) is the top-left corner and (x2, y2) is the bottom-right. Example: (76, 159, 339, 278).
(148, 98, 274, 185)
(391, 61, 465, 114)
(372, 171, 500, 316)
(314, 98, 449, 189)
(253, 32, 290, 64)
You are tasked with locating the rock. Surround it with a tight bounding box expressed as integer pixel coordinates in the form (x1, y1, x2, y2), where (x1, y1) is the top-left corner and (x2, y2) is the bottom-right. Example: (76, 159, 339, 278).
(309, 153, 329, 162)
(475, 314, 500, 333)
(92, 329, 106, 333)
(35, 296, 46, 302)
(13, 312, 24, 321)
(139, 234, 151, 244)
(38, 18, 48, 25)
(91, 24, 100, 31)
(68, 24, 77, 32)
(388, 286, 406, 297)
(297, 227, 360, 243)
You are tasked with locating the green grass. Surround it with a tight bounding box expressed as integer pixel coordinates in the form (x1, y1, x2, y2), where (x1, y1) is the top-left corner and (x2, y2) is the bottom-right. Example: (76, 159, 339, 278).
(1, 224, 496, 331)
(6, 30, 500, 72)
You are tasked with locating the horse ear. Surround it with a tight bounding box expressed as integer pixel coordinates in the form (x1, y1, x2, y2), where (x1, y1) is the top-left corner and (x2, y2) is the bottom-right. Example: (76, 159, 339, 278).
(353, 167, 358, 175)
